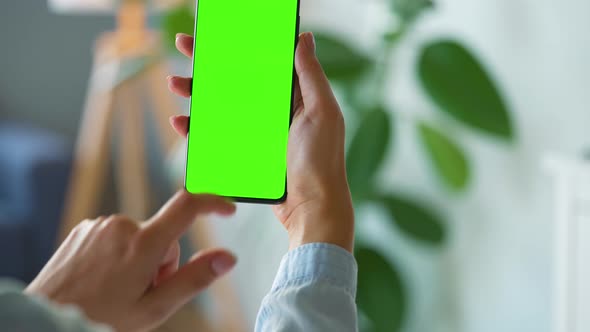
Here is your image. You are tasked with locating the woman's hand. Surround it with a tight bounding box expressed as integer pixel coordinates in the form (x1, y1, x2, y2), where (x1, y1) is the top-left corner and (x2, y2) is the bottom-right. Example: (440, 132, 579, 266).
(26, 191, 237, 332)
(169, 32, 354, 252)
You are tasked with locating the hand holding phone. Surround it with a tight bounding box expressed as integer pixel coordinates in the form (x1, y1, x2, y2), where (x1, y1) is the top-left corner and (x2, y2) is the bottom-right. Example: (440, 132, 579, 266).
(171, 32, 354, 252)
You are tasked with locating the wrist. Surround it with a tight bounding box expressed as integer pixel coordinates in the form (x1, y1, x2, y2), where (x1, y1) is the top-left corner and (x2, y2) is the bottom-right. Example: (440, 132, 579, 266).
(285, 199, 354, 253)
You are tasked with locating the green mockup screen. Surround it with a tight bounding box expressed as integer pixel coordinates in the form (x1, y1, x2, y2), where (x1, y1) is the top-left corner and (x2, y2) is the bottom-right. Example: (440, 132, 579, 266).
(185, 0, 299, 201)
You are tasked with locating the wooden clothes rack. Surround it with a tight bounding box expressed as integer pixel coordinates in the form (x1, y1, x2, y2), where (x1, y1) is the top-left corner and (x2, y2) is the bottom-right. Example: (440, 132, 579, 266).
(58, 2, 246, 331)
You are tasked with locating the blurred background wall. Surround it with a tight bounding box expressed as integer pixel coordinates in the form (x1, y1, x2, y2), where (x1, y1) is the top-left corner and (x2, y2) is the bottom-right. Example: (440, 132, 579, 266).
(0, 1, 113, 140)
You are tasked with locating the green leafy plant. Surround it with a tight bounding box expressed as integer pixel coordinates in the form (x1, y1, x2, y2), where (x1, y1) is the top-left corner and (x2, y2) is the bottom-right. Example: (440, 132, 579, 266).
(313, 1, 514, 331)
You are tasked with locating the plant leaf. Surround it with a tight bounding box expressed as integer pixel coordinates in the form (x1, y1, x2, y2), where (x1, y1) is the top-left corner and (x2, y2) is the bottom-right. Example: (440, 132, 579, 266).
(379, 193, 446, 245)
(346, 108, 392, 198)
(418, 122, 470, 191)
(356, 247, 406, 332)
(161, 5, 195, 52)
(391, 0, 434, 23)
(418, 39, 514, 139)
(314, 33, 371, 81)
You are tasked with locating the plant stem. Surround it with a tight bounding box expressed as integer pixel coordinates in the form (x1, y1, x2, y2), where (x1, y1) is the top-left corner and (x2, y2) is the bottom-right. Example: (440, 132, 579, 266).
(371, 23, 408, 108)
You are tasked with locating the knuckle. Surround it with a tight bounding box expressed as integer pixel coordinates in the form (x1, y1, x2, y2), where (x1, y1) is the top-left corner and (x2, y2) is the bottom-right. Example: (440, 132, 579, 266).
(94, 215, 108, 224)
(97, 216, 141, 256)
(72, 220, 87, 232)
(108, 214, 132, 223)
(65, 219, 96, 243)
(71, 219, 92, 234)
(102, 214, 139, 234)
(174, 190, 195, 208)
(69, 224, 83, 238)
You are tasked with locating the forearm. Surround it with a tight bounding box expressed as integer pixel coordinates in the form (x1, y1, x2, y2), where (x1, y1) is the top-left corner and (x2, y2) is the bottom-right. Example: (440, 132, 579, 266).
(0, 280, 111, 332)
(255, 243, 358, 332)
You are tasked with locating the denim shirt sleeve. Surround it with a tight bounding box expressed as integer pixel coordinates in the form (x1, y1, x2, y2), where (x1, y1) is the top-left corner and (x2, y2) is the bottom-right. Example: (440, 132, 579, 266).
(255, 243, 358, 332)
(0, 280, 112, 332)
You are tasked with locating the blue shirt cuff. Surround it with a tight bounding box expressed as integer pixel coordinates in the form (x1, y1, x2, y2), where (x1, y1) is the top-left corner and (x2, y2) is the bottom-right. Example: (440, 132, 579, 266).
(270, 243, 358, 298)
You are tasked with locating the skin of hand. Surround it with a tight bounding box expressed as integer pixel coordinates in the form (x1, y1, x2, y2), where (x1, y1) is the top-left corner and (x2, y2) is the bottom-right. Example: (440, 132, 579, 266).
(168, 32, 355, 252)
(25, 192, 237, 332)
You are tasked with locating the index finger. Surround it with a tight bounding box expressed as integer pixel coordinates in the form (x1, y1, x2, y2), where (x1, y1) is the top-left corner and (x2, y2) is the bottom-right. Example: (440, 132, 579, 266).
(142, 191, 235, 253)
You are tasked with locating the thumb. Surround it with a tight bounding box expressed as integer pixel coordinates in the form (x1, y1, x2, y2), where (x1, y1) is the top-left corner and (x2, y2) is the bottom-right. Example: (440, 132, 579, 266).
(294, 32, 339, 112)
(138, 249, 236, 326)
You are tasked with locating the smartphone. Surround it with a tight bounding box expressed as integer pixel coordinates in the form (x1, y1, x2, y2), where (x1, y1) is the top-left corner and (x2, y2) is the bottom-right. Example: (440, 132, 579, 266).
(184, 0, 300, 203)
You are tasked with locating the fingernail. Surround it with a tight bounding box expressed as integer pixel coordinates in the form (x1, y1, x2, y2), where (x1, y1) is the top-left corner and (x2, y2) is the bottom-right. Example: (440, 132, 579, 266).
(211, 254, 236, 276)
(175, 33, 183, 40)
(305, 32, 316, 54)
(166, 75, 173, 81)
